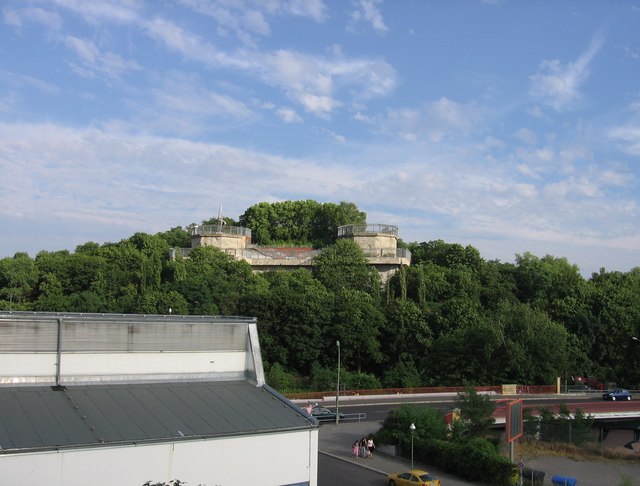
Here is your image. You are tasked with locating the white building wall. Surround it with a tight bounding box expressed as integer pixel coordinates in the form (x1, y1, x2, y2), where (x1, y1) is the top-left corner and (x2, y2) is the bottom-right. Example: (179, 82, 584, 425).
(0, 429, 318, 486)
(62, 351, 246, 378)
(0, 353, 57, 383)
(0, 351, 247, 384)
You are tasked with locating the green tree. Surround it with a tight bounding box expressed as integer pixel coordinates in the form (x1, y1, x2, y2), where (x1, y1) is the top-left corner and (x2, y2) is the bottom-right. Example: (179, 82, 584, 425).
(504, 300, 570, 384)
(313, 239, 380, 295)
(451, 387, 496, 440)
(239, 200, 365, 246)
(381, 299, 433, 363)
(0, 252, 38, 309)
(175, 246, 257, 315)
(331, 288, 385, 372)
(312, 201, 366, 246)
(426, 319, 501, 386)
(241, 270, 332, 373)
(155, 226, 191, 248)
(588, 268, 640, 385)
(376, 403, 448, 445)
(382, 358, 422, 388)
(33, 272, 69, 311)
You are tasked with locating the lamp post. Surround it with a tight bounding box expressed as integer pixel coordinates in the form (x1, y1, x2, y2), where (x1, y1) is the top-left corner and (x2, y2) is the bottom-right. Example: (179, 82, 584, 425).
(409, 423, 416, 469)
(632, 336, 639, 342)
(335, 340, 340, 425)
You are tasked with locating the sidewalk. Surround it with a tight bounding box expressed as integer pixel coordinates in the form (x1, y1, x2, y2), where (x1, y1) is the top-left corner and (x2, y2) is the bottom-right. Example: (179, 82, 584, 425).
(318, 421, 640, 486)
(318, 421, 475, 486)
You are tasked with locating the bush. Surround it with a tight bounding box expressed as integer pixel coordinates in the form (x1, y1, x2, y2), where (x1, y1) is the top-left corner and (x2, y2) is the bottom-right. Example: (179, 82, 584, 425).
(375, 404, 448, 445)
(377, 407, 516, 486)
(343, 370, 381, 390)
(309, 365, 381, 391)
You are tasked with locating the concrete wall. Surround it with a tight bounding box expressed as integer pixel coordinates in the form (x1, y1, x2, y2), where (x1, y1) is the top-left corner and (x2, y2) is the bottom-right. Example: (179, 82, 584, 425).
(350, 233, 397, 251)
(0, 428, 318, 486)
(192, 234, 248, 249)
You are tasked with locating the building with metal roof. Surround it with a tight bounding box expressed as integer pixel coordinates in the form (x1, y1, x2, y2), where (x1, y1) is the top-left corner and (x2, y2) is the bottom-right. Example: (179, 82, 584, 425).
(0, 311, 318, 486)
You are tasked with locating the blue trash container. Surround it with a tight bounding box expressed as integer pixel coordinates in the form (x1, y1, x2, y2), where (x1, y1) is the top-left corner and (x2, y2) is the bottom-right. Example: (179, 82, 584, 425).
(551, 475, 577, 486)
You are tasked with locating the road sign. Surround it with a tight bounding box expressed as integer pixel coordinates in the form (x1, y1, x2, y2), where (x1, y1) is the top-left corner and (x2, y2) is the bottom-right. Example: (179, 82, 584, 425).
(507, 399, 524, 443)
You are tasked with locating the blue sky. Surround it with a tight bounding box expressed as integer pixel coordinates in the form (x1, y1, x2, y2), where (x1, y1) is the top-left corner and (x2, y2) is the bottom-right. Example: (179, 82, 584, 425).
(1, 0, 639, 276)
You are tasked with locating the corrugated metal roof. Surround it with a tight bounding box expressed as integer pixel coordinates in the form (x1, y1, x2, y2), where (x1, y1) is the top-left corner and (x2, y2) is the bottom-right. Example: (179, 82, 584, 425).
(0, 381, 314, 453)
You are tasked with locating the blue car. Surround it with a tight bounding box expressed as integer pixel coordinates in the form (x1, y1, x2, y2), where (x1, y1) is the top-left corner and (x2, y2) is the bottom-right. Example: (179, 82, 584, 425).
(602, 388, 632, 401)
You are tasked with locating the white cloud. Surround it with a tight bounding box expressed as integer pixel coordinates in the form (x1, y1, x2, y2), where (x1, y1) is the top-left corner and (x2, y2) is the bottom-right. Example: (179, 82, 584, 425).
(143, 17, 248, 69)
(353, 111, 372, 123)
(384, 97, 478, 142)
(350, 0, 387, 33)
(275, 107, 303, 123)
(154, 78, 252, 118)
(284, 0, 327, 21)
(49, 0, 140, 25)
(609, 124, 640, 155)
(0, 69, 59, 95)
(8, 3, 394, 118)
(243, 9, 270, 36)
(530, 34, 604, 110)
(177, 0, 326, 46)
(516, 163, 541, 180)
(257, 49, 396, 115)
(515, 128, 537, 145)
(3, 6, 63, 30)
(545, 176, 601, 198)
(64, 36, 140, 79)
(142, 16, 396, 116)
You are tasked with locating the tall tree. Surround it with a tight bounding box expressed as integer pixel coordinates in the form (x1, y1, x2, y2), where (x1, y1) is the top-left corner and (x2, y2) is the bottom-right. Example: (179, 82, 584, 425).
(313, 239, 380, 295)
(453, 387, 496, 440)
(0, 252, 38, 309)
(240, 270, 332, 373)
(239, 200, 365, 246)
(331, 288, 385, 373)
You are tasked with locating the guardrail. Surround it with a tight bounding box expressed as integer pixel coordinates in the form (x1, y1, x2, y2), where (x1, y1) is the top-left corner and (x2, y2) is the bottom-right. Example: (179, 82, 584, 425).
(337, 224, 398, 237)
(340, 412, 367, 423)
(190, 224, 252, 238)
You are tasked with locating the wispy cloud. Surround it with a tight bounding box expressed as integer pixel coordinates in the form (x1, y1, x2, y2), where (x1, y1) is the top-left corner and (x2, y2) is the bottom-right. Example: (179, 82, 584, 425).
(48, 0, 140, 25)
(608, 103, 640, 155)
(64, 36, 140, 79)
(609, 124, 640, 155)
(3, 6, 63, 30)
(178, 0, 327, 46)
(143, 17, 250, 70)
(530, 33, 604, 110)
(384, 97, 479, 142)
(350, 0, 388, 33)
(275, 107, 303, 123)
(143, 15, 396, 116)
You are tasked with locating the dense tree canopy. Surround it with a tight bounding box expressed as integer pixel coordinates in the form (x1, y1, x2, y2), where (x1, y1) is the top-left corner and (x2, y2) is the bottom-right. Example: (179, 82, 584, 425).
(1, 200, 639, 391)
(239, 200, 365, 246)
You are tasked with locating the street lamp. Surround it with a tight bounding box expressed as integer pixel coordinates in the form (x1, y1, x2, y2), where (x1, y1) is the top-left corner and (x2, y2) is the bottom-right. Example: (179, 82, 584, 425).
(335, 340, 340, 425)
(632, 336, 639, 342)
(409, 423, 416, 469)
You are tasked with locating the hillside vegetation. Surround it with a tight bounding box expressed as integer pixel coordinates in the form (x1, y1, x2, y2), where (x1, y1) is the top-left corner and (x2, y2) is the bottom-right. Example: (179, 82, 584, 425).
(1, 200, 639, 392)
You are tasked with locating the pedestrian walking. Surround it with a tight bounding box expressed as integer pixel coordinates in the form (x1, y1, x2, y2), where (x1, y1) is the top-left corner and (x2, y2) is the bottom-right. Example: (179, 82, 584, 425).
(359, 437, 367, 458)
(352, 440, 359, 459)
(367, 437, 375, 458)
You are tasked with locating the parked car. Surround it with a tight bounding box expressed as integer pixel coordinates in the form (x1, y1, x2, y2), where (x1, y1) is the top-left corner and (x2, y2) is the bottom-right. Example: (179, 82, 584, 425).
(310, 406, 345, 422)
(602, 388, 632, 401)
(387, 469, 441, 486)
